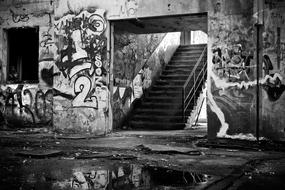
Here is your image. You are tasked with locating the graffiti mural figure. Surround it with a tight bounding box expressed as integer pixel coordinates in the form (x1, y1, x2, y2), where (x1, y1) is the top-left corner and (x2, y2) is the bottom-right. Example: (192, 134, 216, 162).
(212, 45, 253, 82)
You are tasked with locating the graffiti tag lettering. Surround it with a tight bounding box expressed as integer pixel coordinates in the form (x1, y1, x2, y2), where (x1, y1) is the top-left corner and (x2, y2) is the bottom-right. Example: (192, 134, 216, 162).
(54, 10, 108, 109)
(10, 9, 29, 23)
(212, 45, 253, 82)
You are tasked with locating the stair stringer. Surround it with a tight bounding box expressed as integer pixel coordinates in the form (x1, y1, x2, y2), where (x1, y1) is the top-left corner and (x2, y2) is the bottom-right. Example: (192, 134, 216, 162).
(185, 82, 206, 129)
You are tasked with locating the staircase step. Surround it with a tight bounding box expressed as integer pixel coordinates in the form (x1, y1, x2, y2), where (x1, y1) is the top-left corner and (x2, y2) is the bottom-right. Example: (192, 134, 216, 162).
(148, 90, 182, 96)
(155, 79, 185, 85)
(133, 108, 182, 116)
(152, 85, 183, 91)
(165, 64, 195, 69)
(140, 102, 182, 109)
(164, 68, 203, 76)
(162, 70, 191, 75)
(174, 51, 204, 56)
(160, 74, 189, 80)
(131, 115, 183, 122)
(178, 45, 206, 50)
(171, 55, 201, 60)
(163, 66, 203, 72)
(179, 44, 206, 47)
(144, 96, 182, 103)
(129, 121, 185, 130)
(174, 49, 203, 53)
(167, 63, 199, 68)
(170, 60, 200, 64)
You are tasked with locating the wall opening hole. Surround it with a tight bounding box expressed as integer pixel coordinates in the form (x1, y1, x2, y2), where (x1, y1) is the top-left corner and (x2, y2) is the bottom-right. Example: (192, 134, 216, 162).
(7, 27, 39, 83)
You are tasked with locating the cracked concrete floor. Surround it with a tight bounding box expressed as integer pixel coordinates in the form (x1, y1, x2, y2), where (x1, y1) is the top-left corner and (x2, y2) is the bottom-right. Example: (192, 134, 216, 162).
(0, 127, 285, 189)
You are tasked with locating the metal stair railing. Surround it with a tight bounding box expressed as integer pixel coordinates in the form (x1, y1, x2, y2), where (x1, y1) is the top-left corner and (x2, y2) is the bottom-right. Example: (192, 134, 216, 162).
(182, 46, 207, 122)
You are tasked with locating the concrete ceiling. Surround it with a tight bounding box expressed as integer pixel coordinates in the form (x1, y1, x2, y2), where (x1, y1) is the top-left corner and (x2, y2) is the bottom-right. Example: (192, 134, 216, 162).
(114, 13, 207, 34)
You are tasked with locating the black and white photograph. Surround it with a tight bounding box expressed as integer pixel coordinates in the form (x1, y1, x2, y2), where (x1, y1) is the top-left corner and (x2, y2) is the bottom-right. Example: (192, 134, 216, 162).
(0, 0, 285, 189)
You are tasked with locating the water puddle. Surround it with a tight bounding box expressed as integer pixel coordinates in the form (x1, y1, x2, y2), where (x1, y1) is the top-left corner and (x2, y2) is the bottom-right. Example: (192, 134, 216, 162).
(1, 161, 216, 190)
(52, 164, 214, 190)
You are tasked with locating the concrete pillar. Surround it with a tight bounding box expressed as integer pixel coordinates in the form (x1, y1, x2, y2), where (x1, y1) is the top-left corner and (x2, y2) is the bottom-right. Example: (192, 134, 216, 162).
(180, 31, 191, 45)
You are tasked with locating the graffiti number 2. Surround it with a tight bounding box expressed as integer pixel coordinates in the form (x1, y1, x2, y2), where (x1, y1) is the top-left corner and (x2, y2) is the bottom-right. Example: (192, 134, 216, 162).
(72, 76, 98, 108)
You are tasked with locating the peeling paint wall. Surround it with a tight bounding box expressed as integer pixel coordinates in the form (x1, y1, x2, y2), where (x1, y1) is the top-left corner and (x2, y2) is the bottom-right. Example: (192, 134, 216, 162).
(207, 0, 257, 140)
(53, 0, 208, 134)
(112, 86, 133, 129)
(114, 33, 165, 86)
(54, 0, 207, 20)
(112, 32, 165, 129)
(0, 0, 54, 127)
(147, 32, 181, 79)
(53, 9, 109, 134)
(261, 1, 285, 140)
(112, 32, 181, 129)
(2, 0, 284, 139)
(207, 0, 285, 141)
(0, 84, 53, 126)
(1, 0, 208, 134)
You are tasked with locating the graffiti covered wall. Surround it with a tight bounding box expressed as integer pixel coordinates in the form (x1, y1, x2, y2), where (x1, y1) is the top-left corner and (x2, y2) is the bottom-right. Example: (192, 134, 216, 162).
(0, 84, 53, 126)
(52, 0, 208, 133)
(113, 33, 165, 129)
(208, 0, 285, 141)
(1, 0, 208, 133)
(0, 0, 55, 127)
(261, 1, 285, 140)
(53, 8, 110, 134)
(207, 0, 258, 140)
(112, 32, 181, 129)
(54, 0, 207, 20)
(114, 33, 165, 86)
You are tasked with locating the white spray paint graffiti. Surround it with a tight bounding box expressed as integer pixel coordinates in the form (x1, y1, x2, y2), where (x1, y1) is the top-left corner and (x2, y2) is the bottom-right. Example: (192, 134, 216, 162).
(209, 45, 283, 137)
(54, 9, 108, 110)
(208, 48, 230, 137)
(111, 0, 139, 18)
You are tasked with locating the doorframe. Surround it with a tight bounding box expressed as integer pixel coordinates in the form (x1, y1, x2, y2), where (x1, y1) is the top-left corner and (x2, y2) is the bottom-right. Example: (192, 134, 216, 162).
(107, 21, 115, 133)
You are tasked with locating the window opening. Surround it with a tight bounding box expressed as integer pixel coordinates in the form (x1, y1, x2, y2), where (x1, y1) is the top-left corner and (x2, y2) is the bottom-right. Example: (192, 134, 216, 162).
(7, 27, 39, 83)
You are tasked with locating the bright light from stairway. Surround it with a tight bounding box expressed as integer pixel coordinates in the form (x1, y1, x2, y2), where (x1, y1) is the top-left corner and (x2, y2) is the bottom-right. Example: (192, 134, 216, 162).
(191, 30, 208, 44)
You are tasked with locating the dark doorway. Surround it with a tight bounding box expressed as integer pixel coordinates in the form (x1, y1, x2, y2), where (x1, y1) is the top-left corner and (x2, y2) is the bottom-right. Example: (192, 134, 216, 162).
(7, 27, 39, 83)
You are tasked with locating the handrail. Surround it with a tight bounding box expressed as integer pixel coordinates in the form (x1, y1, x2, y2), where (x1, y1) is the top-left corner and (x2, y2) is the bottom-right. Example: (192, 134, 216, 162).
(182, 46, 207, 122)
(184, 62, 206, 111)
(183, 46, 207, 89)
(184, 61, 206, 104)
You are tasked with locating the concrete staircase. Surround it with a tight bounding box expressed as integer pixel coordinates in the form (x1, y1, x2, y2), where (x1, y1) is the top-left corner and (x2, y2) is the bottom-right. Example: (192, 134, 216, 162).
(129, 44, 206, 130)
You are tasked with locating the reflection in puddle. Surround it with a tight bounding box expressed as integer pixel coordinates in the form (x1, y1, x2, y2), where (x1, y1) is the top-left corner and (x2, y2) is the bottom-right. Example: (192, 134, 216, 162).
(52, 164, 213, 190)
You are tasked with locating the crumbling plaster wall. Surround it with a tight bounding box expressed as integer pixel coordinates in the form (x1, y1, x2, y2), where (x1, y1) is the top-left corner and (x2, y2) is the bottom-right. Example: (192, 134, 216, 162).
(112, 32, 181, 130)
(207, 0, 257, 140)
(54, 0, 207, 20)
(261, 1, 285, 140)
(54, 0, 207, 133)
(0, 0, 208, 133)
(114, 33, 165, 87)
(112, 33, 165, 130)
(52, 8, 110, 134)
(0, 0, 55, 127)
(207, 0, 285, 141)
